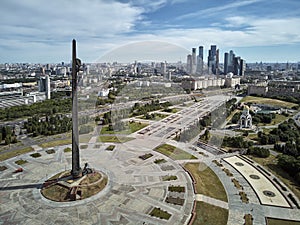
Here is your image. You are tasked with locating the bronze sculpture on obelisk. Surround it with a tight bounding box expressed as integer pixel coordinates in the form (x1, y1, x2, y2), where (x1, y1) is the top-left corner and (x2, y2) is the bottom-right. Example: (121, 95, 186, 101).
(71, 39, 82, 178)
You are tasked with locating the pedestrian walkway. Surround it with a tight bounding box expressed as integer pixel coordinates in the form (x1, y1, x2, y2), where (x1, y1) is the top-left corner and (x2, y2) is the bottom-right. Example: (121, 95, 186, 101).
(195, 194, 229, 209)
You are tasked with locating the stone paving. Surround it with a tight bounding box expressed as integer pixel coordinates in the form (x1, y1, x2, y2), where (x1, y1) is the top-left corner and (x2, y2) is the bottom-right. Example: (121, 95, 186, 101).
(0, 140, 195, 225)
(224, 156, 290, 207)
(1, 97, 300, 225)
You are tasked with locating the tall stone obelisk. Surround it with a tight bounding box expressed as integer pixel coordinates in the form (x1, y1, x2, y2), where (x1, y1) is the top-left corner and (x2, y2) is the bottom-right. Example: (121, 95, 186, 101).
(71, 39, 82, 178)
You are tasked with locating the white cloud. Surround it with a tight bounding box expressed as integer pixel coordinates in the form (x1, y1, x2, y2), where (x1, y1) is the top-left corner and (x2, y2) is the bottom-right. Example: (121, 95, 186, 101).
(224, 16, 250, 27)
(128, 0, 168, 12)
(0, 0, 143, 40)
(1, 0, 299, 63)
(177, 0, 263, 20)
(92, 16, 300, 62)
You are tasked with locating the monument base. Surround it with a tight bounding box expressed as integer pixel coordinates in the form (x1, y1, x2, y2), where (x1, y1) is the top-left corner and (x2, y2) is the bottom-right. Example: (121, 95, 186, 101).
(41, 169, 108, 202)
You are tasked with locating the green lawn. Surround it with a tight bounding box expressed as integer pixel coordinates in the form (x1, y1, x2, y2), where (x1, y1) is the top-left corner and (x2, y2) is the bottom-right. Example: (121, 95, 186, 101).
(266, 218, 300, 225)
(98, 136, 134, 143)
(100, 122, 148, 134)
(46, 149, 55, 154)
(63, 147, 71, 153)
(192, 201, 228, 225)
(149, 207, 171, 220)
(163, 108, 180, 113)
(15, 159, 28, 165)
(140, 113, 168, 121)
(0, 146, 34, 161)
(39, 139, 72, 148)
(184, 163, 228, 202)
(105, 145, 115, 151)
(257, 114, 289, 126)
(30, 153, 42, 158)
(271, 114, 289, 125)
(162, 175, 178, 181)
(154, 144, 197, 160)
(241, 96, 298, 109)
(244, 214, 253, 225)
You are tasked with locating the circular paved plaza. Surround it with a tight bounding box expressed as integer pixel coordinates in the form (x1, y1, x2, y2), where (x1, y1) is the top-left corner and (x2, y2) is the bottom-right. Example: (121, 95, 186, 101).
(0, 140, 194, 225)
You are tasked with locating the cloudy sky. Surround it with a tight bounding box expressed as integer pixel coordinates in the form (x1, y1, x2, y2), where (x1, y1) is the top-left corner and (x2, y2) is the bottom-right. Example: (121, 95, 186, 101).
(0, 0, 300, 63)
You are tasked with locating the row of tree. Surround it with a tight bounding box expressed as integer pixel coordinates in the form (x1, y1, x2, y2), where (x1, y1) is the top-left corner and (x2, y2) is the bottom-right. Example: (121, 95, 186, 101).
(0, 98, 71, 121)
(257, 119, 300, 149)
(277, 154, 300, 184)
(255, 118, 300, 183)
(131, 100, 172, 117)
(252, 113, 275, 124)
(0, 126, 17, 145)
(222, 136, 253, 149)
(24, 114, 72, 136)
(247, 146, 270, 158)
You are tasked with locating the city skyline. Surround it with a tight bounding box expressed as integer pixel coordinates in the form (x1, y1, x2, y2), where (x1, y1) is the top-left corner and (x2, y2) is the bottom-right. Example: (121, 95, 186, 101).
(0, 0, 300, 63)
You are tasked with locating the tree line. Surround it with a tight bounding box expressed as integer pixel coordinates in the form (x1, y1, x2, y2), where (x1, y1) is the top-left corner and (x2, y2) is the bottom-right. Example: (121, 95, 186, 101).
(24, 114, 72, 136)
(0, 126, 17, 145)
(0, 98, 71, 121)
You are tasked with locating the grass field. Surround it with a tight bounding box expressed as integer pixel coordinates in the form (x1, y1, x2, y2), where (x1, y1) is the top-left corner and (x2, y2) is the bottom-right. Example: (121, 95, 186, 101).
(244, 214, 253, 225)
(98, 136, 134, 143)
(249, 155, 300, 200)
(15, 159, 28, 165)
(163, 108, 180, 113)
(63, 147, 71, 153)
(149, 207, 171, 220)
(241, 96, 298, 108)
(100, 122, 148, 134)
(257, 114, 289, 126)
(0, 146, 34, 161)
(266, 218, 300, 225)
(140, 113, 168, 121)
(192, 201, 228, 225)
(154, 144, 197, 160)
(184, 163, 228, 202)
(271, 114, 289, 125)
(39, 139, 72, 148)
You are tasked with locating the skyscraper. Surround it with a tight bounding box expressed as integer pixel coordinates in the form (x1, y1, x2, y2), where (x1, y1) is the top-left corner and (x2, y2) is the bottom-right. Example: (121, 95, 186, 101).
(191, 48, 197, 74)
(186, 54, 192, 74)
(224, 52, 229, 75)
(234, 56, 241, 75)
(38, 75, 51, 99)
(197, 46, 204, 75)
(240, 59, 246, 76)
(161, 61, 167, 75)
(228, 50, 235, 73)
(208, 45, 219, 75)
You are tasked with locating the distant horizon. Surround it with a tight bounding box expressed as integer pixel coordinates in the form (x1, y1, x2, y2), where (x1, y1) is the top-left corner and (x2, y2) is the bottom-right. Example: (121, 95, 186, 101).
(1, 60, 299, 65)
(0, 1, 300, 64)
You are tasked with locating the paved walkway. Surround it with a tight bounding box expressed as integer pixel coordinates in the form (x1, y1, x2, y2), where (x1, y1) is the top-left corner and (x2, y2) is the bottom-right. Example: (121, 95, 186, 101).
(195, 194, 229, 209)
(1, 96, 300, 225)
(0, 140, 194, 225)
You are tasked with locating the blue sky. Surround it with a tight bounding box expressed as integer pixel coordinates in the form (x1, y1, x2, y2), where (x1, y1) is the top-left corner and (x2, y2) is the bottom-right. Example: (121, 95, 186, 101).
(0, 0, 300, 63)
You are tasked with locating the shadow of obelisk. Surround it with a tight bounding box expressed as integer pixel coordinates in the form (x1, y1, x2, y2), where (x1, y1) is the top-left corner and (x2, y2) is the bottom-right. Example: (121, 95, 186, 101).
(71, 39, 82, 178)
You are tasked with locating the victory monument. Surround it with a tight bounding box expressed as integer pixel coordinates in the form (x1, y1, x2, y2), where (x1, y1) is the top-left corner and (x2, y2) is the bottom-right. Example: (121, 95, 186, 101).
(40, 40, 107, 202)
(71, 39, 82, 178)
